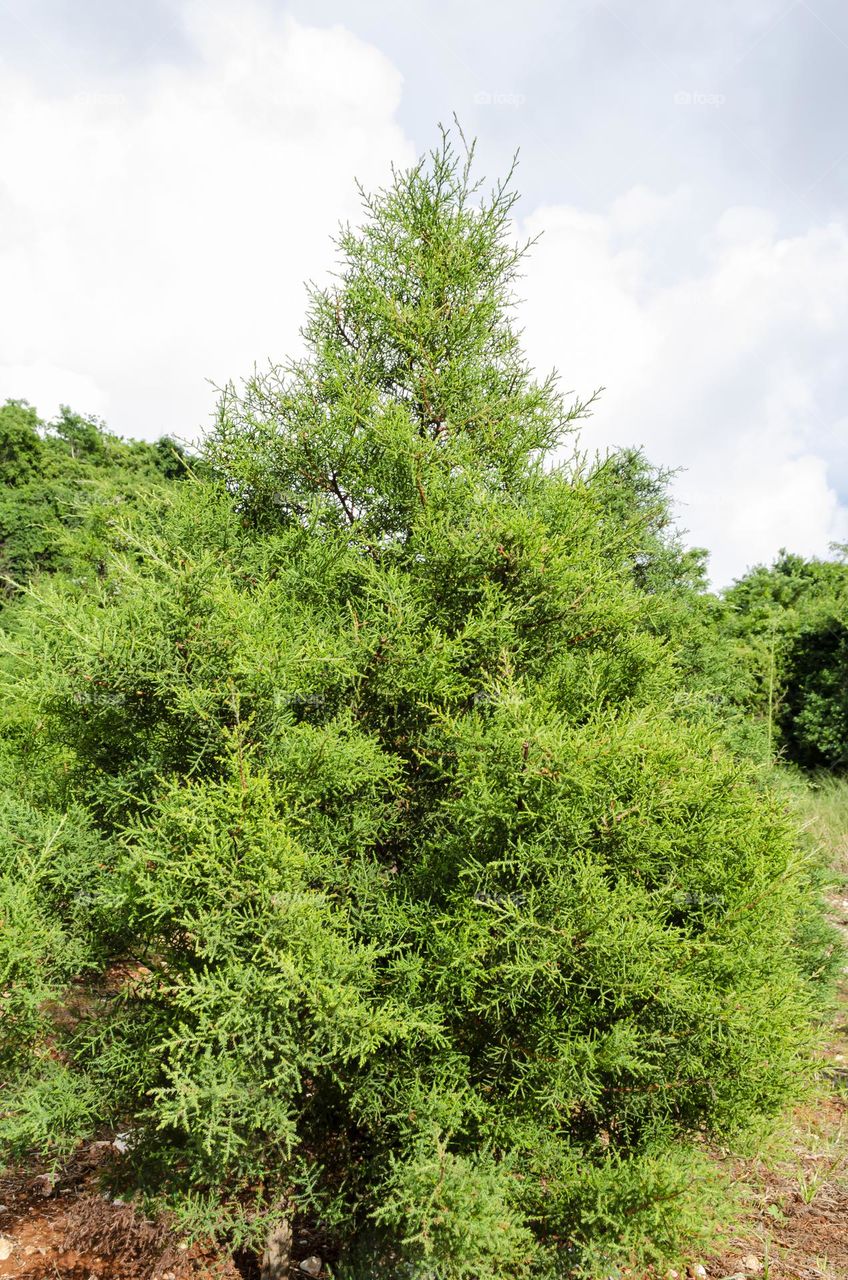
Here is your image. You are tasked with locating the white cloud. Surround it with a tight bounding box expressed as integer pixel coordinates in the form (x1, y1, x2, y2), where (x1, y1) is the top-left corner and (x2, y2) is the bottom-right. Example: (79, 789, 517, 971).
(519, 194, 848, 584)
(0, 1, 413, 439)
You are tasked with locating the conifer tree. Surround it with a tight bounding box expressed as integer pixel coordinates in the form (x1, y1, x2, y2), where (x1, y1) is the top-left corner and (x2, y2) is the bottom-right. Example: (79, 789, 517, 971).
(0, 131, 830, 1277)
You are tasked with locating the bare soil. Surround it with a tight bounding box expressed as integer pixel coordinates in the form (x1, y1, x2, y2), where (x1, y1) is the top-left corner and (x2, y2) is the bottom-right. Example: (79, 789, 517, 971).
(0, 1141, 238, 1279)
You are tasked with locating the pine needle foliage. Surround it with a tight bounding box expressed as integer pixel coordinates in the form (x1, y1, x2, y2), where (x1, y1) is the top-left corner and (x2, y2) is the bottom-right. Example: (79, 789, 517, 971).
(0, 131, 832, 1276)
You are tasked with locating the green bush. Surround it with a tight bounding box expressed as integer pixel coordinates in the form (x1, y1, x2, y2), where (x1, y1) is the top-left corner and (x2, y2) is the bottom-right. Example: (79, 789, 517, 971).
(724, 550, 848, 769)
(780, 612, 848, 769)
(0, 132, 833, 1276)
(0, 398, 194, 602)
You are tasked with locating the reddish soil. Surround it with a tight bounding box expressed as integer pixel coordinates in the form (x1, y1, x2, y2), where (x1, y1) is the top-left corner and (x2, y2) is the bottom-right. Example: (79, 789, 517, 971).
(0, 1144, 238, 1280)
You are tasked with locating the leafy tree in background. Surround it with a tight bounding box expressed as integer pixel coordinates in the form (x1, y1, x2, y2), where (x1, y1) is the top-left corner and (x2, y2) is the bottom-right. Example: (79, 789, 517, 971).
(724, 549, 848, 769)
(0, 400, 44, 486)
(0, 134, 835, 1278)
(0, 398, 193, 598)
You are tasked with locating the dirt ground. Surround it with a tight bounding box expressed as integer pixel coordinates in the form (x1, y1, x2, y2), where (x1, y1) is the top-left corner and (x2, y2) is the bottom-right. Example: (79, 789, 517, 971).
(0, 1143, 240, 1279)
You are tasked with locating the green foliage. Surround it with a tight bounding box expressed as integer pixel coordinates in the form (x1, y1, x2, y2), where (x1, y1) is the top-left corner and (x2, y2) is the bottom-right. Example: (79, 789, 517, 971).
(0, 790, 112, 1159)
(0, 398, 194, 600)
(211, 132, 587, 542)
(586, 449, 770, 765)
(372, 1136, 538, 1279)
(0, 131, 837, 1277)
(724, 550, 848, 769)
(795, 771, 848, 854)
(587, 448, 708, 598)
(0, 400, 44, 486)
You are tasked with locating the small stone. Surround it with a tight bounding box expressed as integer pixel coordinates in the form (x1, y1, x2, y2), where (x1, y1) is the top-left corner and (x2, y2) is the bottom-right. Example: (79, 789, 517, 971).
(0, 1237, 13, 1262)
(299, 1257, 322, 1277)
(742, 1258, 762, 1274)
(691, 1267, 708, 1279)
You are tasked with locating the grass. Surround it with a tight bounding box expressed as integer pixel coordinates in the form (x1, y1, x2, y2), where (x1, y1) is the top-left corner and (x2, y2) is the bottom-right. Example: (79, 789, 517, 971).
(791, 770, 848, 862)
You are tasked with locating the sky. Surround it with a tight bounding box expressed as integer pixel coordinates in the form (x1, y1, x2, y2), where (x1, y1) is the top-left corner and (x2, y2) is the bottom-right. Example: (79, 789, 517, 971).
(2, 0, 847, 584)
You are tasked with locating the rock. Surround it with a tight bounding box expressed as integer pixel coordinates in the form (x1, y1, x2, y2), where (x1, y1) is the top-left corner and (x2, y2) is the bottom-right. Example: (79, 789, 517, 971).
(742, 1259, 762, 1275)
(0, 1237, 14, 1262)
(299, 1257, 323, 1277)
(690, 1267, 708, 1279)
